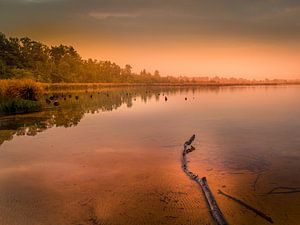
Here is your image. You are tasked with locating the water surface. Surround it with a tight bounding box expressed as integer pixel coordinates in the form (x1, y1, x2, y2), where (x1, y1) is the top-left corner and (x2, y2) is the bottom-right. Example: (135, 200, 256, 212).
(0, 86, 299, 225)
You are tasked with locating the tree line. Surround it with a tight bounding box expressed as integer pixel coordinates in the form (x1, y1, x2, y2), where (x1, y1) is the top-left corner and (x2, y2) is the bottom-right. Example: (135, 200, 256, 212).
(0, 32, 177, 83)
(1, 32, 297, 84)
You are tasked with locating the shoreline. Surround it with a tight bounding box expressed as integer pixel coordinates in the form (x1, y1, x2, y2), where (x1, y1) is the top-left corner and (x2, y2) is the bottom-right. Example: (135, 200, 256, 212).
(1, 80, 299, 115)
(44, 82, 300, 92)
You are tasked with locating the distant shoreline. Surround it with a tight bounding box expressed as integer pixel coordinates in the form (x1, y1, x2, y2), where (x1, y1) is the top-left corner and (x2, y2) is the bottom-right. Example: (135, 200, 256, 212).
(44, 81, 300, 91)
(1, 79, 299, 115)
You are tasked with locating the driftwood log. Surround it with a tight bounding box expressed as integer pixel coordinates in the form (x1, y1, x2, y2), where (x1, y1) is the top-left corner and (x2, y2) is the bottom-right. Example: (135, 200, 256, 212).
(182, 135, 228, 225)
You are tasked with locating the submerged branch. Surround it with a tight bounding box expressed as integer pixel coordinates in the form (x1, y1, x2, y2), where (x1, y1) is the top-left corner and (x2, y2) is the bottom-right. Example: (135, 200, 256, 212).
(266, 186, 300, 195)
(252, 173, 261, 192)
(218, 189, 274, 224)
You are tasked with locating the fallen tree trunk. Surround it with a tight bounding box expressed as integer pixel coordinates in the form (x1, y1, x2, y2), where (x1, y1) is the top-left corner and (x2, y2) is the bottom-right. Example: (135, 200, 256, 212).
(182, 135, 228, 225)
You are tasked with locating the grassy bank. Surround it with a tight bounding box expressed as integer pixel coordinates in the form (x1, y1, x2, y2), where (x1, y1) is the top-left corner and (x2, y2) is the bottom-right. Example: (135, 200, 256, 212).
(0, 80, 43, 115)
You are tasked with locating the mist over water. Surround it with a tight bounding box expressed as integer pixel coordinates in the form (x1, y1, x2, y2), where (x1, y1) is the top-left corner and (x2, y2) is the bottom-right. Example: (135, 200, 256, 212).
(0, 85, 299, 225)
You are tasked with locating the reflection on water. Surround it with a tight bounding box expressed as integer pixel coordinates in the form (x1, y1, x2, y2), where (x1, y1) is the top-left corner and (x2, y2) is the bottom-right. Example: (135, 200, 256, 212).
(0, 87, 184, 145)
(0, 85, 300, 225)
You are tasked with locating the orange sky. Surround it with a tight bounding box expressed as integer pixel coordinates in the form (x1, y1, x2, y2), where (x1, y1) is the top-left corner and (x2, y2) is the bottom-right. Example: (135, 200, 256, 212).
(80, 41, 300, 79)
(1, 0, 300, 79)
(42, 36, 300, 79)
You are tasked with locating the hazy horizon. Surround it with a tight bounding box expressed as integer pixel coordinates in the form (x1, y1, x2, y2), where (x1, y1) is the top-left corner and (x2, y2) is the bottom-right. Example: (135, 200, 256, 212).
(1, 0, 300, 79)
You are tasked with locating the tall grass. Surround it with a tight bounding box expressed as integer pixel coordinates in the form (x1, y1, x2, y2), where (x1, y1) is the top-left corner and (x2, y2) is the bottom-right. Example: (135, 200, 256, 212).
(0, 79, 44, 100)
(0, 79, 44, 115)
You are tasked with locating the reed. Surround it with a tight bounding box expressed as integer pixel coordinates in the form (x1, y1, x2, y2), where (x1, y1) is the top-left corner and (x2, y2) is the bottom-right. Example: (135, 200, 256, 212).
(0, 79, 43, 115)
(0, 79, 44, 100)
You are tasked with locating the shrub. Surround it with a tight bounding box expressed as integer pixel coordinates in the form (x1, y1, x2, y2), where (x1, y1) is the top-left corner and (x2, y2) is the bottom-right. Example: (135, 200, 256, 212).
(0, 79, 44, 100)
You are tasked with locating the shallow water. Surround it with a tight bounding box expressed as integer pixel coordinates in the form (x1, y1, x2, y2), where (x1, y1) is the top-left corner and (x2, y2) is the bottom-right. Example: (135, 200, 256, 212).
(0, 86, 299, 225)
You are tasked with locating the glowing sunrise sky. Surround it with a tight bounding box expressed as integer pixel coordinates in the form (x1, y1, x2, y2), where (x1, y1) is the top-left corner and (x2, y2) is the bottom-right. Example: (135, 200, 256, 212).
(0, 0, 300, 79)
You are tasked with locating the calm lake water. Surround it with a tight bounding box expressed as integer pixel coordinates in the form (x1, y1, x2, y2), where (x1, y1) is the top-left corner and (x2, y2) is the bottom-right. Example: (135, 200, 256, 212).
(0, 85, 299, 225)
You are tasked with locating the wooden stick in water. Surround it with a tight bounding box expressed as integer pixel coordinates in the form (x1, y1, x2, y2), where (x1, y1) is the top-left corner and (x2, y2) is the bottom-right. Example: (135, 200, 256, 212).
(199, 177, 228, 225)
(218, 189, 274, 224)
(266, 186, 300, 195)
(182, 135, 228, 225)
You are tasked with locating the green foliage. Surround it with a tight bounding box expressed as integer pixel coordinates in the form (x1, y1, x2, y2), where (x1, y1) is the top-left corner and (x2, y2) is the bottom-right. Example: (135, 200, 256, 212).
(0, 59, 6, 75)
(9, 68, 35, 80)
(0, 98, 42, 115)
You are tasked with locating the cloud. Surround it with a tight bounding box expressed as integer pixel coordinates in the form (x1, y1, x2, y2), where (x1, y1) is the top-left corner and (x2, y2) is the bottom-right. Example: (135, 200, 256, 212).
(88, 12, 139, 20)
(1, 0, 300, 42)
(19, 0, 62, 3)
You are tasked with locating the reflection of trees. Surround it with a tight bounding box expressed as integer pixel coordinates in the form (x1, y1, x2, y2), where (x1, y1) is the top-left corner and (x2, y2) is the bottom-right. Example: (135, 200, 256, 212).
(0, 86, 234, 146)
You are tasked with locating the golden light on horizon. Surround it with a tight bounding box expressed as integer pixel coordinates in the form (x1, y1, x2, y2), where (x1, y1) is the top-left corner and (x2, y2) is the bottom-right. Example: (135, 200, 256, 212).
(41, 37, 300, 79)
(1, 0, 300, 79)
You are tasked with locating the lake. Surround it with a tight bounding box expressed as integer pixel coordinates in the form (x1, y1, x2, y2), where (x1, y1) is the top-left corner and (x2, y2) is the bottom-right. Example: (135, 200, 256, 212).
(0, 85, 299, 225)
